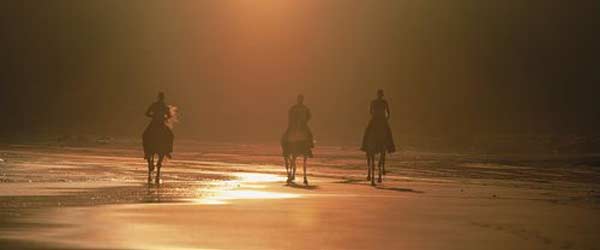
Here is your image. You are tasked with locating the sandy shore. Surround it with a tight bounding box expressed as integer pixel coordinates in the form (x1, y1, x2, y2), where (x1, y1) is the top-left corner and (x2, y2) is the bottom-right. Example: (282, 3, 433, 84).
(0, 144, 599, 250)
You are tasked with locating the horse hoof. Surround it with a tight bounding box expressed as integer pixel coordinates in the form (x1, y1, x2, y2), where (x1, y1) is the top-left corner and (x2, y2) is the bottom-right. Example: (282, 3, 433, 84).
(371, 182, 376, 187)
(366, 176, 371, 181)
(303, 179, 308, 185)
(378, 178, 382, 183)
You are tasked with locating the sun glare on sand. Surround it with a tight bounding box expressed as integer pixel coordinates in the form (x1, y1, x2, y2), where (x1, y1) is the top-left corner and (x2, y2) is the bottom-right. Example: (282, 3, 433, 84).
(194, 172, 298, 205)
(234, 172, 286, 183)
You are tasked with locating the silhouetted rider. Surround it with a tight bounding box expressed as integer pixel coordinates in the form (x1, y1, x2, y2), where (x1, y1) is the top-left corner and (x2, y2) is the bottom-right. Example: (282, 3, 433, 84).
(143, 92, 174, 159)
(361, 89, 395, 153)
(146, 92, 171, 122)
(281, 94, 314, 157)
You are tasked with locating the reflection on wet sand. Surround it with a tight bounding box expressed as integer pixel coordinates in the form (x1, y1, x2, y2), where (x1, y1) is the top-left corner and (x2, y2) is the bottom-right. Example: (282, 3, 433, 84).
(0, 171, 302, 250)
(1, 146, 599, 250)
(194, 190, 300, 205)
(233, 172, 287, 183)
(193, 172, 300, 205)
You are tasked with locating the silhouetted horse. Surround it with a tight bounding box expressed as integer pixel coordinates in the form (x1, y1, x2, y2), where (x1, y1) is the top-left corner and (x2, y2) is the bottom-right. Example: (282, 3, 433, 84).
(281, 94, 314, 185)
(363, 123, 390, 185)
(143, 92, 175, 184)
(282, 129, 312, 185)
(361, 89, 395, 186)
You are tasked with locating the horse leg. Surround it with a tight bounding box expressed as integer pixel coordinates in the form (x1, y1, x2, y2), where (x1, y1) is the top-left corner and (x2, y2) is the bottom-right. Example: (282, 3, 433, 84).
(370, 154, 376, 186)
(155, 154, 165, 185)
(303, 156, 308, 185)
(147, 154, 154, 184)
(285, 156, 292, 183)
(366, 153, 372, 181)
(382, 151, 387, 175)
(378, 152, 385, 183)
(291, 156, 297, 181)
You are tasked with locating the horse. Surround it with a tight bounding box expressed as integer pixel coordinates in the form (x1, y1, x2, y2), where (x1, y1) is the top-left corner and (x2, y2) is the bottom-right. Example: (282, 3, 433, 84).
(282, 130, 312, 185)
(143, 120, 174, 185)
(362, 119, 394, 186)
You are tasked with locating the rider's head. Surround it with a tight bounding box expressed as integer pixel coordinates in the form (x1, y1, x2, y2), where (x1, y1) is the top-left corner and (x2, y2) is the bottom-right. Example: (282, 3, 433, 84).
(158, 92, 165, 102)
(377, 89, 384, 99)
(297, 94, 304, 104)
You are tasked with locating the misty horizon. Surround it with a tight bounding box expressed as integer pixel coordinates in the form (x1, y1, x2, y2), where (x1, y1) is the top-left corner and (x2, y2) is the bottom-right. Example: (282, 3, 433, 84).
(1, 1, 599, 145)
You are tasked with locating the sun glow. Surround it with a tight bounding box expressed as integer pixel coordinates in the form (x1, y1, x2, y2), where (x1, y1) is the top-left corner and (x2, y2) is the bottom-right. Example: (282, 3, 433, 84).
(196, 190, 300, 205)
(233, 172, 287, 183)
(193, 172, 298, 205)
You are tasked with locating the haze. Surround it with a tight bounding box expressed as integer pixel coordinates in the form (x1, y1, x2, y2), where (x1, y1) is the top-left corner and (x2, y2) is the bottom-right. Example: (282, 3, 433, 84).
(1, 1, 599, 145)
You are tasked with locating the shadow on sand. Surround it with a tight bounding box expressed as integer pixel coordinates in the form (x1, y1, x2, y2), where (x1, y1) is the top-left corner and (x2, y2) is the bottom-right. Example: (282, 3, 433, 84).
(375, 186, 424, 193)
(335, 178, 424, 193)
(285, 182, 319, 190)
(336, 179, 363, 184)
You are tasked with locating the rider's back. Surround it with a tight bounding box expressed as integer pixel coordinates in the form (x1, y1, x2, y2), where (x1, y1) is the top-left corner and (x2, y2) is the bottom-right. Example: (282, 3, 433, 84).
(371, 99, 387, 119)
(149, 101, 169, 122)
(289, 104, 310, 128)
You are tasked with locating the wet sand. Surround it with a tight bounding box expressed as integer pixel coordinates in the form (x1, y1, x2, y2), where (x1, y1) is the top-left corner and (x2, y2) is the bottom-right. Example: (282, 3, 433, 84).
(0, 143, 599, 250)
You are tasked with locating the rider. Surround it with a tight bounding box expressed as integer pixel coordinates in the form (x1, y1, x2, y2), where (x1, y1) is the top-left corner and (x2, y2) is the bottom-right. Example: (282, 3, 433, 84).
(145, 92, 171, 123)
(143, 92, 174, 160)
(361, 89, 395, 153)
(281, 94, 314, 157)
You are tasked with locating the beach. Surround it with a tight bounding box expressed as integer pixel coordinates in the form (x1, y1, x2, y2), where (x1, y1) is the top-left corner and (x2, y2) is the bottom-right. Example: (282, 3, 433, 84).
(0, 142, 599, 250)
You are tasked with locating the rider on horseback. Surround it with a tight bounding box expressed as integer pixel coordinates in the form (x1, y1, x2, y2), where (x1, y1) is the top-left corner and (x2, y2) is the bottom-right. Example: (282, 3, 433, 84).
(361, 89, 395, 154)
(281, 94, 314, 158)
(361, 89, 395, 185)
(281, 94, 314, 184)
(142, 92, 175, 184)
(143, 92, 174, 160)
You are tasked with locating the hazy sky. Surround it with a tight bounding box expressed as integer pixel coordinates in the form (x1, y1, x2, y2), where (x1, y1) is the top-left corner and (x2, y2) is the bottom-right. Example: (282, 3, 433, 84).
(1, 1, 599, 144)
